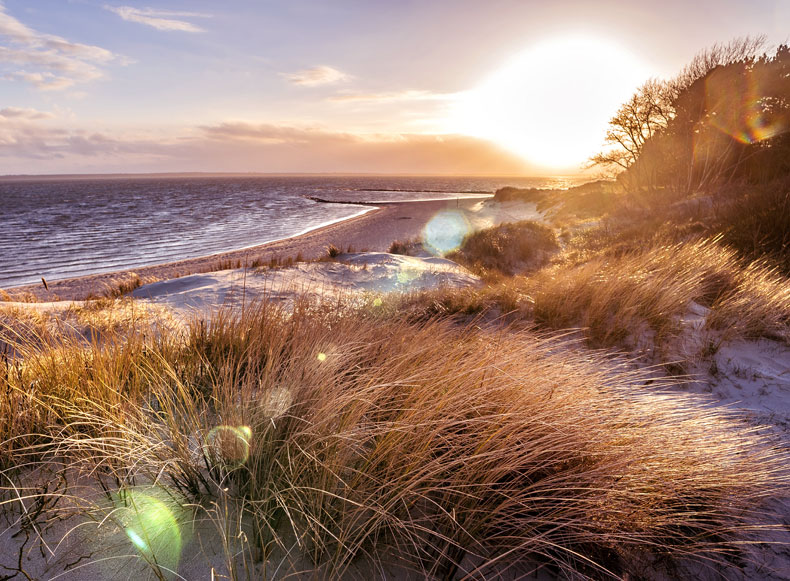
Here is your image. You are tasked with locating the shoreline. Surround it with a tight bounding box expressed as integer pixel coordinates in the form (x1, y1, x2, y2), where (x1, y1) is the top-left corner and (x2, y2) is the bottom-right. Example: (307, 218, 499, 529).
(5, 197, 489, 302)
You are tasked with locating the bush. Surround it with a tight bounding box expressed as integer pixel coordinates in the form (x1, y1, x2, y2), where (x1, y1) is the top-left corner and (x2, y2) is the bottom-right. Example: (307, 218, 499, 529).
(448, 220, 558, 276)
(492, 186, 549, 203)
(714, 180, 790, 269)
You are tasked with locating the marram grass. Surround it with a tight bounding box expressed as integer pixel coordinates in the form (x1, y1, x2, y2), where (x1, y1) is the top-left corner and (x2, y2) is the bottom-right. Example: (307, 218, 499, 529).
(0, 296, 787, 579)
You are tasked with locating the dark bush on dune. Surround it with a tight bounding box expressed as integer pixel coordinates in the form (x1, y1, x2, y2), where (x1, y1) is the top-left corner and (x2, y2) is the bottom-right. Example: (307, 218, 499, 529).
(541, 180, 621, 219)
(448, 220, 558, 276)
(714, 180, 790, 270)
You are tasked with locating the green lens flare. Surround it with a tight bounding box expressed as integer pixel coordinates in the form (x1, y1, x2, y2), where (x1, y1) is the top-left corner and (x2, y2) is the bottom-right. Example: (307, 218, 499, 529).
(115, 488, 184, 574)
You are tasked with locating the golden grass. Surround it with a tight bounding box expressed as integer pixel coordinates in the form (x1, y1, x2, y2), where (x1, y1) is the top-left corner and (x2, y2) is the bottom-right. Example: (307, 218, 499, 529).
(405, 229, 788, 350)
(0, 297, 787, 579)
(709, 260, 790, 341)
(528, 237, 790, 347)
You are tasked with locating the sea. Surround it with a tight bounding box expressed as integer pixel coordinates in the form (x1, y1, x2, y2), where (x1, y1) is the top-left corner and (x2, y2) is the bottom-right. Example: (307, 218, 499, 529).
(0, 175, 584, 289)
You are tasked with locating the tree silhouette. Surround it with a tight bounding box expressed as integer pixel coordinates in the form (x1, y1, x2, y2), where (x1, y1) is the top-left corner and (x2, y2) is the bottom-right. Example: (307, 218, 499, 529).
(591, 37, 790, 194)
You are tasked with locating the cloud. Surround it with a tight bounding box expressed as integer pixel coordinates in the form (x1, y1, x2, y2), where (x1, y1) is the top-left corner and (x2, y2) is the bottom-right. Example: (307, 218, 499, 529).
(0, 112, 166, 161)
(0, 3, 117, 90)
(105, 6, 209, 32)
(281, 66, 350, 87)
(200, 122, 348, 143)
(0, 106, 55, 120)
(0, 118, 539, 175)
(328, 89, 456, 103)
(189, 122, 538, 174)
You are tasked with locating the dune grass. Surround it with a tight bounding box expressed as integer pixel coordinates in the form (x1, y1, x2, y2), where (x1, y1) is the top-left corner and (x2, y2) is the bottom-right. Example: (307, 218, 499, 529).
(0, 296, 787, 579)
(0, 180, 788, 578)
(528, 236, 790, 347)
(400, 231, 789, 359)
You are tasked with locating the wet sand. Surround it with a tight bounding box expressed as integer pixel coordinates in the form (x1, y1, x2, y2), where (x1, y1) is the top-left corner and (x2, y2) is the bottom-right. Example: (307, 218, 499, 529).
(5, 197, 489, 301)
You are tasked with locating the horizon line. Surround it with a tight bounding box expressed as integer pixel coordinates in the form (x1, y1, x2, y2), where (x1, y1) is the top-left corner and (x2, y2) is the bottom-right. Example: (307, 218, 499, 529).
(0, 170, 586, 181)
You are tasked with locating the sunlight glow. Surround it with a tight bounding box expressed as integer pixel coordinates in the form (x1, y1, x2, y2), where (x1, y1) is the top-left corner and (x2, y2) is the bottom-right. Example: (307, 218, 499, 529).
(448, 35, 651, 169)
(423, 210, 471, 255)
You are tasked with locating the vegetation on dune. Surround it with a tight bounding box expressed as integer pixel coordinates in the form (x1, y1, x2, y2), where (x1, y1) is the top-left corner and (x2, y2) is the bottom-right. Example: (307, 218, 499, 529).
(1, 298, 788, 579)
(446, 220, 557, 277)
(591, 37, 790, 193)
(1, 35, 789, 580)
(402, 230, 789, 354)
(388, 237, 425, 256)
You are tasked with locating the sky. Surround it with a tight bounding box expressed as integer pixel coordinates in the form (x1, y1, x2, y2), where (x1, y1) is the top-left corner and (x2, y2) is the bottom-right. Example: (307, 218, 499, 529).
(0, 0, 788, 176)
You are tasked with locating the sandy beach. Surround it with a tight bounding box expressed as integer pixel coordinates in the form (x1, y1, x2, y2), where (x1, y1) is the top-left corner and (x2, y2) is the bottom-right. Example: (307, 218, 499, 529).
(5, 197, 498, 302)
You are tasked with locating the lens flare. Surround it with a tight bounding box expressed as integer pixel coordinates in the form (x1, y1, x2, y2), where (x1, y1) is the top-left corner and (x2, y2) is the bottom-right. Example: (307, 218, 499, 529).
(706, 66, 787, 144)
(317, 352, 327, 362)
(261, 386, 292, 418)
(372, 297, 383, 307)
(114, 488, 184, 574)
(204, 425, 252, 467)
(423, 210, 471, 255)
(396, 267, 420, 285)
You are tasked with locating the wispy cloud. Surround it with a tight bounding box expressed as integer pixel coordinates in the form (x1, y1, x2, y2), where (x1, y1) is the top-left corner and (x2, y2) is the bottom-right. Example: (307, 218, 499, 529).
(328, 89, 456, 103)
(281, 65, 350, 87)
(105, 6, 210, 33)
(0, 106, 54, 120)
(0, 2, 117, 90)
(0, 117, 536, 175)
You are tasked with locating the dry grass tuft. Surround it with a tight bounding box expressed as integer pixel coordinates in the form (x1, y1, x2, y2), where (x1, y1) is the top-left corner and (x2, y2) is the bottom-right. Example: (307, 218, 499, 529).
(388, 238, 425, 256)
(326, 244, 341, 258)
(101, 273, 146, 298)
(0, 297, 786, 578)
(709, 260, 790, 341)
(527, 237, 790, 348)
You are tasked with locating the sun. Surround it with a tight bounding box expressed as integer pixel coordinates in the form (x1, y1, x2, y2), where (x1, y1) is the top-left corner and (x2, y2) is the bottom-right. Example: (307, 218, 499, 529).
(447, 35, 651, 169)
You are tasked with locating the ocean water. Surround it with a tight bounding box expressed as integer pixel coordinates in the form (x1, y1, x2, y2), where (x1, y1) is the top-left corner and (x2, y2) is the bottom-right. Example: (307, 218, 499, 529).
(0, 175, 582, 288)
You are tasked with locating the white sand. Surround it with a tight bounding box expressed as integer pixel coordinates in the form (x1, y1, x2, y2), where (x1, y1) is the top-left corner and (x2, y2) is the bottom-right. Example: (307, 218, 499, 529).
(130, 253, 480, 319)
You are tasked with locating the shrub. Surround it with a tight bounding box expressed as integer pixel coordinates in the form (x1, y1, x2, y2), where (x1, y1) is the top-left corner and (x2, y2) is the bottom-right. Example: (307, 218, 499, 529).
(492, 186, 548, 203)
(714, 180, 790, 269)
(448, 220, 558, 276)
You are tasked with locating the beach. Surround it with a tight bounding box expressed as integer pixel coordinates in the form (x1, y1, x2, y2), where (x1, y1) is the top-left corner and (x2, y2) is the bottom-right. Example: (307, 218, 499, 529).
(6, 196, 499, 302)
(2, 182, 789, 581)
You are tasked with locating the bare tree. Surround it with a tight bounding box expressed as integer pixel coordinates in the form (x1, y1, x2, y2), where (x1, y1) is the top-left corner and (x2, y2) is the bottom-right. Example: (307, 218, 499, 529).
(590, 80, 674, 190)
(670, 35, 766, 93)
(591, 36, 767, 193)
